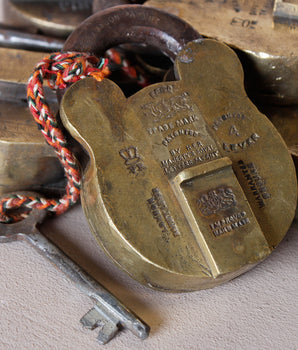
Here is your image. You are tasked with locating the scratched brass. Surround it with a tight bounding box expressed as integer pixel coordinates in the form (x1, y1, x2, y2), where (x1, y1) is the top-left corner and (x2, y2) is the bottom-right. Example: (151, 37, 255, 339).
(145, 0, 298, 104)
(60, 40, 297, 292)
(0, 47, 64, 195)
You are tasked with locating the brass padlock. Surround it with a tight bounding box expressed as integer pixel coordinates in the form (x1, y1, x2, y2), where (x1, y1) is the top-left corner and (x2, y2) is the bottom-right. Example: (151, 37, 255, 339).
(145, 0, 298, 105)
(60, 6, 297, 292)
(0, 47, 64, 195)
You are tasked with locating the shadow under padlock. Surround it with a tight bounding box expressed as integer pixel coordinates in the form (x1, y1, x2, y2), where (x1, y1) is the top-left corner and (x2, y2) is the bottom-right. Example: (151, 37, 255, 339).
(58, 5, 296, 292)
(0, 47, 65, 196)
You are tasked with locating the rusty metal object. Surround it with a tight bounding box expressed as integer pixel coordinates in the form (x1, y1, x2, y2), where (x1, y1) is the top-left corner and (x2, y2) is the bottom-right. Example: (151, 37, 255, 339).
(0, 47, 64, 195)
(0, 28, 63, 51)
(63, 5, 201, 59)
(145, 0, 298, 105)
(60, 6, 296, 292)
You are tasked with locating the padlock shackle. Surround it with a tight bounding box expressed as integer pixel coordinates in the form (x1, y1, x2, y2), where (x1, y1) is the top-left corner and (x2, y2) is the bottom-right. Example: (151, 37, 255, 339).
(63, 5, 201, 61)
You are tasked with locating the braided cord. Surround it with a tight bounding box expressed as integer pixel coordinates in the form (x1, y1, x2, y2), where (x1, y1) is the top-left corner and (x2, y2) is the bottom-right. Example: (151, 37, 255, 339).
(0, 52, 110, 223)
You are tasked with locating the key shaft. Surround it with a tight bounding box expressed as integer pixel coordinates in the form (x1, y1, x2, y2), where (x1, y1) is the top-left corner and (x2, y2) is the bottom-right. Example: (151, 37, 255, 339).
(25, 231, 149, 342)
(0, 208, 149, 344)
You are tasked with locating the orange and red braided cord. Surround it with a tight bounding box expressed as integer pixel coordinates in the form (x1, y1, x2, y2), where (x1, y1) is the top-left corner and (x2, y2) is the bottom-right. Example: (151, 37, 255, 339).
(0, 52, 110, 223)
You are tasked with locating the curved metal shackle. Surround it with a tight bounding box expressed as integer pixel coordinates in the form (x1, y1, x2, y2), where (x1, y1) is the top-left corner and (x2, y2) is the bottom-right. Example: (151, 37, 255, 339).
(63, 5, 201, 61)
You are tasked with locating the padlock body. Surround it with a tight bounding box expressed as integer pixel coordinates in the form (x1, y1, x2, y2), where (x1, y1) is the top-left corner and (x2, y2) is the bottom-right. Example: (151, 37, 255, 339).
(61, 40, 297, 291)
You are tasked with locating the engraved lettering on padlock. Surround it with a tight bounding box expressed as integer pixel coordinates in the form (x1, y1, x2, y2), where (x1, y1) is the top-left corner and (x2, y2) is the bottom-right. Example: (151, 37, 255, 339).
(229, 125, 240, 137)
(176, 115, 200, 127)
(147, 115, 201, 137)
(147, 187, 181, 240)
(147, 122, 175, 135)
(212, 112, 261, 152)
(162, 129, 201, 147)
(209, 211, 251, 238)
(238, 160, 271, 208)
(222, 133, 260, 152)
(230, 17, 258, 30)
(212, 113, 248, 131)
(161, 142, 220, 175)
(149, 84, 174, 98)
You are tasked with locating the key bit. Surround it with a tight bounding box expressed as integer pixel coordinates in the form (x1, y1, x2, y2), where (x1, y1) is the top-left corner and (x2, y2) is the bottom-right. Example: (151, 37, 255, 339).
(0, 202, 150, 344)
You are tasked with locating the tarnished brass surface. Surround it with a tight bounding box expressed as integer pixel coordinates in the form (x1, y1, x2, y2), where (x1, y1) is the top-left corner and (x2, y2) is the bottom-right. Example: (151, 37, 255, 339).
(145, 0, 298, 104)
(61, 39, 297, 292)
(0, 101, 64, 195)
(0, 47, 56, 101)
(0, 47, 63, 194)
(0, 47, 45, 83)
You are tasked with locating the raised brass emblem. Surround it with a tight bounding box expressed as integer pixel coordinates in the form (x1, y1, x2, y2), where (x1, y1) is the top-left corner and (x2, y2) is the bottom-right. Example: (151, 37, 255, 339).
(60, 40, 297, 292)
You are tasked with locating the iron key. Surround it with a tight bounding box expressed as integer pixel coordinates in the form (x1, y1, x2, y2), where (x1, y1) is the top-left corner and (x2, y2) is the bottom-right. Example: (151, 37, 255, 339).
(0, 207, 150, 345)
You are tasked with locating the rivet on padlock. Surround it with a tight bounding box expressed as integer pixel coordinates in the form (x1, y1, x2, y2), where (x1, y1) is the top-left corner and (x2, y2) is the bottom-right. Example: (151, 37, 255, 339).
(60, 5, 297, 292)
